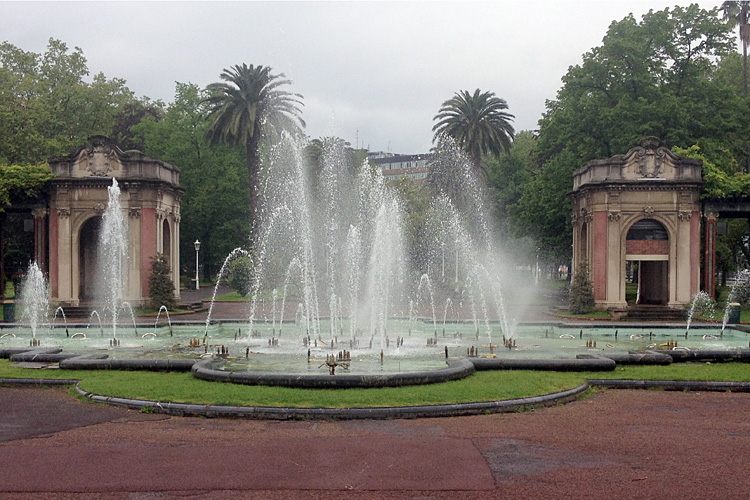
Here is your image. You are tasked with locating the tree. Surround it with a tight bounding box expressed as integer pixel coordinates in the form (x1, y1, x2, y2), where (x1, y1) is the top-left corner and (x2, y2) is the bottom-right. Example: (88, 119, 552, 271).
(0, 164, 55, 299)
(0, 39, 146, 164)
(227, 254, 254, 297)
(569, 260, 594, 314)
(148, 253, 176, 310)
(135, 82, 252, 279)
(203, 64, 305, 234)
(432, 89, 515, 179)
(0, 164, 55, 211)
(721, 1, 750, 97)
(486, 130, 535, 237)
(515, 5, 735, 261)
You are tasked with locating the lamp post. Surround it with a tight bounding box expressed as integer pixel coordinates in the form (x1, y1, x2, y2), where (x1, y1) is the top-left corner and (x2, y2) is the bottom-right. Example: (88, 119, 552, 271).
(194, 239, 201, 290)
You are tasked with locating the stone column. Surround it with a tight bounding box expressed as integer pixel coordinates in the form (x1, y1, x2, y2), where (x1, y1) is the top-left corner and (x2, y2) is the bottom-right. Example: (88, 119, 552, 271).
(0, 213, 5, 303)
(55, 207, 73, 303)
(32, 208, 48, 273)
(704, 211, 718, 298)
(172, 212, 181, 300)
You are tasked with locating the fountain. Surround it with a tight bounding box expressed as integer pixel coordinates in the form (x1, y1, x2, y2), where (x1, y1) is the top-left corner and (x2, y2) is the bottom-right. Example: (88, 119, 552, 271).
(3, 139, 750, 386)
(18, 261, 49, 345)
(97, 178, 128, 340)
(238, 135, 516, 357)
(721, 270, 750, 331)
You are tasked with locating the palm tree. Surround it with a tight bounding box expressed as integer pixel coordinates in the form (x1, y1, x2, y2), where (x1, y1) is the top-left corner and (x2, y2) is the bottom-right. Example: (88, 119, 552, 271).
(432, 89, 515, 178)
(721, 1, 750, 97)
(203, 64, 305, 231)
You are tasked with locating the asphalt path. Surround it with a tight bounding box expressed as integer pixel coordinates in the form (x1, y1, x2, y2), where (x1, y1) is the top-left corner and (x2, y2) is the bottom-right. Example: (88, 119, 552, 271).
(1, 386, 749, 499)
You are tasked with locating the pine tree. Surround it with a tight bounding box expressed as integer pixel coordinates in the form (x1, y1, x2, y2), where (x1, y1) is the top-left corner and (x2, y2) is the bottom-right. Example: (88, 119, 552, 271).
(570, 260, 595, 314)
(148, 253, 176, 310)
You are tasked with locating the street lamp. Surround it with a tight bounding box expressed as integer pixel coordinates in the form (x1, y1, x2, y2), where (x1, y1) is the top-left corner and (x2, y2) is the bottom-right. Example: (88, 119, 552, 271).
(194, 239, 201, 290)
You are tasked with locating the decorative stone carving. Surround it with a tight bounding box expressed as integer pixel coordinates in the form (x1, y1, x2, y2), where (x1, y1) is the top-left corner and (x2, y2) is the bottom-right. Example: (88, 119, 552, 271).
(678, 211, 692, 221)
(57, 207, 71, 218)
(93, 203, 106, 216)
(577, 208, 594, 224)
(31, 208, 48, 219)
(635, 137, 666, 178)
(608, 211, 621, 222)
(643, 206, 655, 215)
(129, 207, 141, 218)
(703, 211, 719, 221)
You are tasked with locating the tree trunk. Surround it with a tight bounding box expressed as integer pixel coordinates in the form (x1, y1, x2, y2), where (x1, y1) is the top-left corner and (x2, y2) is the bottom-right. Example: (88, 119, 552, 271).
(744, 40, 748, 99)
(246, 133, 261, 247)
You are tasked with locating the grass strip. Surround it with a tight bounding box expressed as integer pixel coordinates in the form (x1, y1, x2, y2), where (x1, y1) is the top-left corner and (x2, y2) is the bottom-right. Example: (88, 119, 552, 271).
(1, 360, 749, 408)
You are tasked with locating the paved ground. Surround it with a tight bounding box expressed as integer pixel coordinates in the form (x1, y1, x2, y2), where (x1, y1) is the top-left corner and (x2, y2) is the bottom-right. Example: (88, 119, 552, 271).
(4, 287, 744, 498)
(0, 386, 749, 499)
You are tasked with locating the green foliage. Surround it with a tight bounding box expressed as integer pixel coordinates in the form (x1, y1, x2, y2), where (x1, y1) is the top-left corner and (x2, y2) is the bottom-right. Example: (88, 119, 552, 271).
(569, 260, 595, 314)
(134, 82, 252, 277)
(391, 177, 431, 272)
(0, 39, 145, 164)
(674, 144, 750, 198)
(518, 5, 740, 261)
(513, 149, 576, 263)
(203, 64, 305, 229)
(0, 164, 55, 211)
(432, 88, 515, 176)
(227, 255, 254, 297)
(148, 254, 176, 310)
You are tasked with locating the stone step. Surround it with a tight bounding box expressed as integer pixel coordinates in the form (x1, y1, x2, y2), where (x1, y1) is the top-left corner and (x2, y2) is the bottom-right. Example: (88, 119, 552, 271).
(622, 306, 686, 322)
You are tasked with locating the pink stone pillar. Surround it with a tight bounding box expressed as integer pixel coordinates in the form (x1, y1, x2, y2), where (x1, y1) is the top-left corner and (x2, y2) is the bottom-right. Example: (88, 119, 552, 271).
(593, 211, 607, 301)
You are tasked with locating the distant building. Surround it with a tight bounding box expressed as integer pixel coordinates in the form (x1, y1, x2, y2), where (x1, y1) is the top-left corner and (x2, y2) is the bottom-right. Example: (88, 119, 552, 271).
(369, 153, 429, 183)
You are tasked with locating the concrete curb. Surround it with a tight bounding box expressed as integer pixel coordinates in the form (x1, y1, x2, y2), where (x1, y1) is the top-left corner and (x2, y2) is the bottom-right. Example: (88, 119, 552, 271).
(192, 357, 475, 388)
(471, 357, 616, 371)
(0, 377, 81, 386)
(3, 377, 750, 419)
(59, 357, 196, 371)
(70, 382, 591, 420)
(588, 379, 750, 392)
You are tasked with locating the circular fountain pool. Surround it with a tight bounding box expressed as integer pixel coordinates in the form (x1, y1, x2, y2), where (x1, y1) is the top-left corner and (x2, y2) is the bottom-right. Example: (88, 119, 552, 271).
(2, 320, 749, 377)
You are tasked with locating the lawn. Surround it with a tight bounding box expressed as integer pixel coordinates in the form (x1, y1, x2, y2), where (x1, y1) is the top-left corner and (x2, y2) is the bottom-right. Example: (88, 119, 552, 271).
(1, 360, 748, 408)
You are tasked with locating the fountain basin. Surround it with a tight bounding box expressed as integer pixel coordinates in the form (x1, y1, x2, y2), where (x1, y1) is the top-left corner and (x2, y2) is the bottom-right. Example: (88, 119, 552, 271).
(1, 322, 749, 388)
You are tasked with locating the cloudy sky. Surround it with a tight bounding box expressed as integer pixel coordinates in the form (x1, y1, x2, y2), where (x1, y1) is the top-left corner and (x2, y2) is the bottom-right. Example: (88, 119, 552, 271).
(3, 1, 720, 154)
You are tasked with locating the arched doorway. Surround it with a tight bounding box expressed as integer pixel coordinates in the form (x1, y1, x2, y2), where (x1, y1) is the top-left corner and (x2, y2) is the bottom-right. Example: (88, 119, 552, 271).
(579, 221, 588, 264)
(625, 218, 669, 305)
(78, 216, 102, 302)
(162, 219, 171, 267)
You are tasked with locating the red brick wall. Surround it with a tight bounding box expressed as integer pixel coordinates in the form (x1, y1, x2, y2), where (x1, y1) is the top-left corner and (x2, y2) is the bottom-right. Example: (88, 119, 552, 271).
(625, 240, 669, 255)
(593, 211, 607, 301)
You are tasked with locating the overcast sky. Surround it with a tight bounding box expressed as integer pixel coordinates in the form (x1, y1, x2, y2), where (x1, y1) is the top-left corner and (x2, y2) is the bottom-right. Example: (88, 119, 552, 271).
(3, 1, 720, 154)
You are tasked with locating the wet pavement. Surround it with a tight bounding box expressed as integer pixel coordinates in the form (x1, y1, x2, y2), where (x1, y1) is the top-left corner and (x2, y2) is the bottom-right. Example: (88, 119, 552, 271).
(1, 386, 749, 498)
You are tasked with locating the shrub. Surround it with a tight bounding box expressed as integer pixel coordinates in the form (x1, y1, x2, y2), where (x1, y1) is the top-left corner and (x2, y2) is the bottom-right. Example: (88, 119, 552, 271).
(569, 260, 594, 314)
(728, 270, 750, 305)
(148, 253, 176, 310)
(227, 255, 254, 297)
